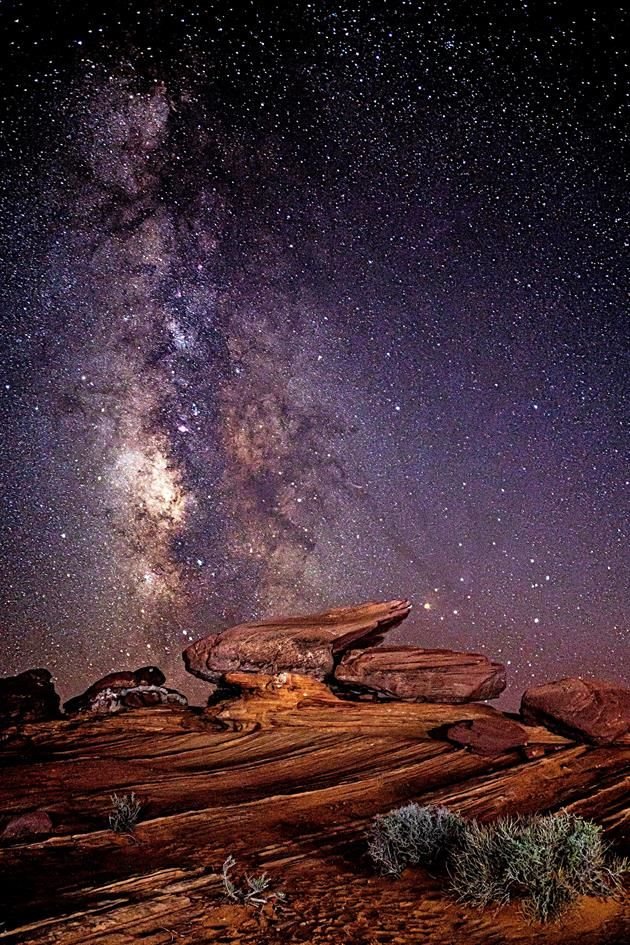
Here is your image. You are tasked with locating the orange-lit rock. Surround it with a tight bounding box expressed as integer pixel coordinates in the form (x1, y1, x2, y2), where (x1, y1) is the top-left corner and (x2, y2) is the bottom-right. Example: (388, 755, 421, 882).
(183, 598, 412, 682)
(521, 677, 630, 745)
(335, 646, 506, 702)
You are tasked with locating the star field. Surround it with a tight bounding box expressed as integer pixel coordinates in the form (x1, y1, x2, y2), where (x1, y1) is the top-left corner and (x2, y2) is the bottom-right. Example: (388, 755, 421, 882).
(0, 1, 628, 706)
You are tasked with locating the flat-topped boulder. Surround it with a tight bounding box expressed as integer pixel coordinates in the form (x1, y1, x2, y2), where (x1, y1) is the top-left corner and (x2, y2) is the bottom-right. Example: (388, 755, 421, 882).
(334, 646, 506, 703)
(183, 599, 412, 683)
(0, 669, 61, 727)
(447, 716, 529, 755)
(64, 666, 186, 715)
(521, 677, 630, 745)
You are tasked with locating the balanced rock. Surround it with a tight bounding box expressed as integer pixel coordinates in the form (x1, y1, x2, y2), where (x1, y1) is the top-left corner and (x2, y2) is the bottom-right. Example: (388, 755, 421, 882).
(334, 646, 506, 703)
(447, 716, 528, 755)
(521, 677, 630, 745)
(183, 599, 412, 683)
(64, 666, 184, 715)
(1, 811, 53, 842)
(0, 669, 61, 727)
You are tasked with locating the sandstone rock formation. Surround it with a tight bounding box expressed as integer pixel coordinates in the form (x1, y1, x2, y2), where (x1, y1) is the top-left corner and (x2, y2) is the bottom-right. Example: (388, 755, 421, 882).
(64, 666, 166, 714)
(0, 668, 61, 727)
(0, 671, 625, 945)
(64, 666, 187, 715)
(183, 600, 508, 707)
(183, 598, 412, 683)
(446, 716, 529, 756)
(521, 676, 630, 745)
(2, 603, 628, 944)
(84, 684, 188, 713)
(334, 646, 506, 702)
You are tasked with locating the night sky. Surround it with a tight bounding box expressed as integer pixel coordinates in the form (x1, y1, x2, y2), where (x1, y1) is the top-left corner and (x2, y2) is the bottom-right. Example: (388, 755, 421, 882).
(0, 1, 628, 707)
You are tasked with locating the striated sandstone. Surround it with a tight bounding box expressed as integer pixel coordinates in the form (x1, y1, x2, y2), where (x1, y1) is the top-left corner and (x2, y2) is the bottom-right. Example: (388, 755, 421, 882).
(0, 670, 626, 945)
(335, 645, 506, 702)
(183, 598, 412, 683)
(521, 676, 630, 745)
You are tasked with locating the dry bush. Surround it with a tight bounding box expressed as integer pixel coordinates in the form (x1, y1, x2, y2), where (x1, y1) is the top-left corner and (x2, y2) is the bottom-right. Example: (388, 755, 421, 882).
(108, 792, 143, 833)
(367, 804, 628, 923)
(367, 803, 467, 876)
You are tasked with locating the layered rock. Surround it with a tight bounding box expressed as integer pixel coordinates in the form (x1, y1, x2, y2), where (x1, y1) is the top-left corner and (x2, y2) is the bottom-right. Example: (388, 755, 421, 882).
(334, 646, 506, 703)
(64, 666, 186, 715)
(0, 666, 626, 945)
(521, 677, 630, 745)
(446, 716, 529, 756)
(0, 668, 61, 727)
(183, 598, 412, 683)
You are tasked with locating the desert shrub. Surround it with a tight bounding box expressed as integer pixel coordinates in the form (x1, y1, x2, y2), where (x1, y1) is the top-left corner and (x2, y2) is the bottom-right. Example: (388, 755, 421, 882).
(450, 811, 629, 923)
(108, 792, 143, 833)
(367, 805, 628, 923)
(367, 803, 467, 876)
(220, 854, 286, 908)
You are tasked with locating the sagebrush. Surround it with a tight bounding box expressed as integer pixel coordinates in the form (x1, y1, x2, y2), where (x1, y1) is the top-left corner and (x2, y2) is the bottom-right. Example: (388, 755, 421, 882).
(450, 811, 629, 923)
(367, 804, 628, 923)
(108, 792, 143, 833)
(367, 803, 466, 876)
(220, 855, 286, 908)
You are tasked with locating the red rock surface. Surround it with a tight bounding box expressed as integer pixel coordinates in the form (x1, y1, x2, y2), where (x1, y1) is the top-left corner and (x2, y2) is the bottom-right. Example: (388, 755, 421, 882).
(446, 716, 529, 755)
(521, 677, 630, 745)
(0, 672, 626, 945)
(334, 646, 506, 702)
(183, 598, 412, 682)
(0, 668, 61, 727)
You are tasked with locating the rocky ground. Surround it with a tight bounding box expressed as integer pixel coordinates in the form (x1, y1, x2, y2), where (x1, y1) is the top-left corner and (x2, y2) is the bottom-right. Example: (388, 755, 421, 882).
(1, 600, 628, 944)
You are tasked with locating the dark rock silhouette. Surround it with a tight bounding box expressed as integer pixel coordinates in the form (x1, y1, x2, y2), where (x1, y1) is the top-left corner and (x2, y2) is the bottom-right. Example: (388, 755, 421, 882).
(521, 677, 630, 745)
(183, 598, 412, 683)
(0, 668, 61, 727)
(334, 646, 506, 703)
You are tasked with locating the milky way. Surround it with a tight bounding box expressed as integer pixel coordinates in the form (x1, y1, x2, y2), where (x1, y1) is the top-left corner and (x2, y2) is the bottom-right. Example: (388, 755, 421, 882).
(0, 2, 627, 705)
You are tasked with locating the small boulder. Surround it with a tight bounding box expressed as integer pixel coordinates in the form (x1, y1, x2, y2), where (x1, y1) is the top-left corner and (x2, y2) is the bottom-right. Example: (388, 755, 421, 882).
(183, 599, 412, 683)
(447, 716, 529, 755)
(521, 677, 630, 745)
(334, 646, 506, 703)
(0, 668, 61, 727)
(64, 666, 167, 714)
(88, 685, 188, 714)
(1, 811, 53, 842)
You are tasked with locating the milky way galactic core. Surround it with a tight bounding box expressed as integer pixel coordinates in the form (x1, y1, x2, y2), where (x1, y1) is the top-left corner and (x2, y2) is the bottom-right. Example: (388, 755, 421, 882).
(0, 2, 627, 704)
